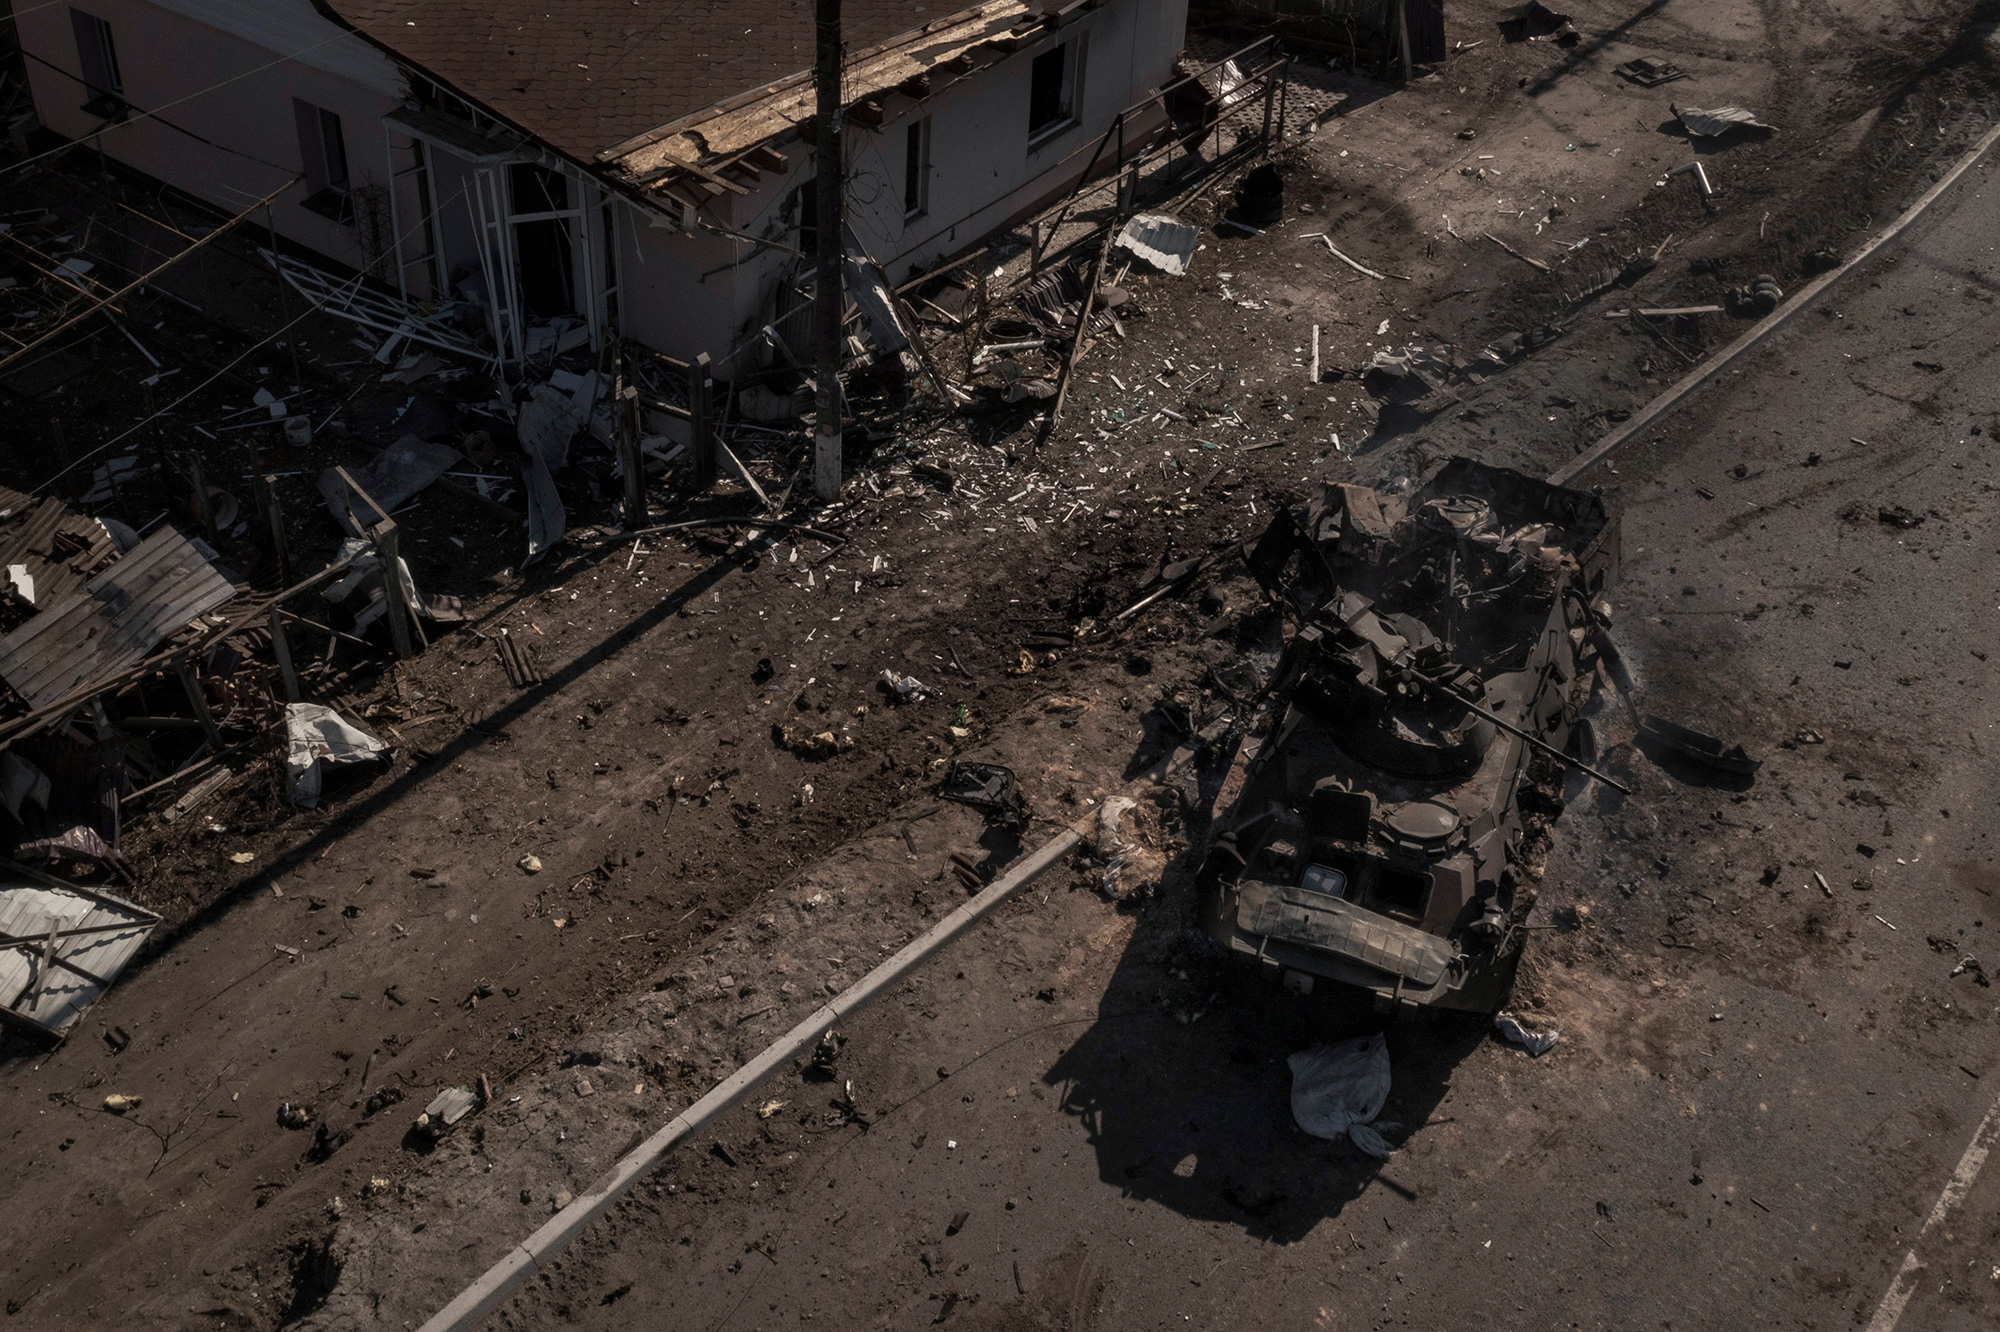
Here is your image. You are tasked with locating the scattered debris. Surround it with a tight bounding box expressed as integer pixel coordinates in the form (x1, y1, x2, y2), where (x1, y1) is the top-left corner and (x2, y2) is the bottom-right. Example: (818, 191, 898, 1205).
(1728, 273, 1785, 316)
(0, 525, 232, 707)
(1287, 1034, 1394, 1156)
(1494, 1010, 1561, 1055)
(938, 762, 1029, 829)
(812, 1028, 845, 1071)
(880, 670, 931, 703)
(1668, 161, 1717, 202)
(1674, 105, 1776, 139)
(413, 1086, 479, 1144)
(0, 862, 161, 1039)
(1637, 715, 1760, 779)
(1228, 164, 1285, 232)
(1483, 231, 1550, 273)
(1615, 56, 1687, 87)
(277, 1102, 314, 1130)
(774, 724, 855, 758)
(318, 437, 460, 538)
(1500, 2, 1579, 43)
(497, 630, 547, 687)
(1095, 796, 1139, 900)
(1115, 214, 1199, 277)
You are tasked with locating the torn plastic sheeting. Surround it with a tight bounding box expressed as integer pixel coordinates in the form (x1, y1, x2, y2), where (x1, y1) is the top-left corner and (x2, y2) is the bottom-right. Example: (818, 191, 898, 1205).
(517, 371, 599, 567)
(522, 451, 564, 568)
(517, 371, 599, 473)
(285, 703, 389, 808)
(1196, 57, 1255, 112)
(881, 669, 929, 702)
(1288, 1033, 1395, 1157)
(321, 538, 423, 634)
(1673, 104, 1774, 137)
(1363, 345, 1454, 381)
(318, 437, 462, 538)
(845, 252, 911, 358)
(16, 823, 115, 864)
(1116, 214, 1200, 277)
(1494, 1010, 1560, 1055)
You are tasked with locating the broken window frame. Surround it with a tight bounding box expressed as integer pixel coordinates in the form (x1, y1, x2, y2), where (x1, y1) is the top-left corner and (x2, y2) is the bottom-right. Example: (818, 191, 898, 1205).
(294, 98, 355, 225)
(68, 7, 124, 119)
(1027, 34, 1086, 146)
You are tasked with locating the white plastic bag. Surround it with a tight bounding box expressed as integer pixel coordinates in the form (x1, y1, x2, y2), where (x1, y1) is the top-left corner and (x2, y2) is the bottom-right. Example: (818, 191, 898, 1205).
(285, 704, 389, 808)
(1288, 1033, 1394, 1156)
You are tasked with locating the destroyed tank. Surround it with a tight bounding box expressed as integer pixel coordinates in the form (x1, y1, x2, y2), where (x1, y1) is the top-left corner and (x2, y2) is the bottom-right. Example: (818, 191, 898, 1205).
(1196, 458, 1617, 1015)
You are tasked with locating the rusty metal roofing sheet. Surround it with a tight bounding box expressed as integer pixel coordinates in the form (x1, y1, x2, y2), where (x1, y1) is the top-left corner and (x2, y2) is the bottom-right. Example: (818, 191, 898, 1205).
(0, 864, 160, 1038)
(0, 526, 235, 708)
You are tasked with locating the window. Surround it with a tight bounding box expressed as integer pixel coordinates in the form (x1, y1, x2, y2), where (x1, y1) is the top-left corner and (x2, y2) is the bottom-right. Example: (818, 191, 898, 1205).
(790, 182, 818, 255)
(294, 99, 353, 222)
(1028, 38, 1083, 142)
(69, 9, 124, 118)
(508, 164, 576, 320)
(902, 118, 929, 220)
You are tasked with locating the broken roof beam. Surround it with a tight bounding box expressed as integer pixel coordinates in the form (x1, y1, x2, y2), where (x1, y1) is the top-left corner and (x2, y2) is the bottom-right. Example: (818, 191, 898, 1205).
(602, 1, 1035, 185)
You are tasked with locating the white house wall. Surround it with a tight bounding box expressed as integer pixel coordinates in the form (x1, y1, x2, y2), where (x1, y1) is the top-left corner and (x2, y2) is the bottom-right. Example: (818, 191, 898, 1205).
(705, 0, 1189, 368)
(852, 0, 1190, 277)
(616, 210, 741, 371)
(16, 0, 406, 276)
(16, 0, 1190, 374)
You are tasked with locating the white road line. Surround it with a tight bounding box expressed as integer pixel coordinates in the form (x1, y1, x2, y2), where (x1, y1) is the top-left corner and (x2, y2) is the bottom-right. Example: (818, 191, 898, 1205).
(1862, 1091, 2000, 1332)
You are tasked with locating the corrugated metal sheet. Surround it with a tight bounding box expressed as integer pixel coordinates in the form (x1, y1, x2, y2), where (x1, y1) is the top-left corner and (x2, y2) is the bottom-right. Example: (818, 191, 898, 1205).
(0, 526, 236, 708)
(0, 872, 159, 1037)
(0, 497, 119, 616)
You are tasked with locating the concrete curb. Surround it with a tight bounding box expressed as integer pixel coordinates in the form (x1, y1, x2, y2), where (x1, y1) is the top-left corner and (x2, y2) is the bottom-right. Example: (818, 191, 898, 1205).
(416, 824, 1085, 1332)
(1547, 118, 2000, 487)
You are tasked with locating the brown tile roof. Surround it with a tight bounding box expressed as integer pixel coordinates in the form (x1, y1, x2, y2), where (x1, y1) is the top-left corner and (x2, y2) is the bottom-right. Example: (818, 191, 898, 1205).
(315, 0, 952, 162)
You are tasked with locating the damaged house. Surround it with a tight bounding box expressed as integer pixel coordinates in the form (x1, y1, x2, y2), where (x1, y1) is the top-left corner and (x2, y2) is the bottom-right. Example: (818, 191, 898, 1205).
(16, 0, 1190, 373)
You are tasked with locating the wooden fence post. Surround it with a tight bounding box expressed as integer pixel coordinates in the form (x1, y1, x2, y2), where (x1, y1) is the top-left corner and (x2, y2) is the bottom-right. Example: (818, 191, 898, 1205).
(173, 654, 223, 748)
(255, 473, 287, 584)
(269, 607, 302, 702)
(617, 364, 646, 528)
(369, 518, 416, 660)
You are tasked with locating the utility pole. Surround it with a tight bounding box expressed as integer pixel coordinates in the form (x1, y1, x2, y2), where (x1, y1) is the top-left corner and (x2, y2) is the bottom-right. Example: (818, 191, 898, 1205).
(812, 0, 845, 501)
(1394, 0, 1413, 84)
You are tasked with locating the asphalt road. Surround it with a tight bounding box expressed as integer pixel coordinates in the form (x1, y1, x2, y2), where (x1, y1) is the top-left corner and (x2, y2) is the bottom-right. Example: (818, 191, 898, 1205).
(411, 154, 2000, 1332)
(453, 149, 2000, 1332)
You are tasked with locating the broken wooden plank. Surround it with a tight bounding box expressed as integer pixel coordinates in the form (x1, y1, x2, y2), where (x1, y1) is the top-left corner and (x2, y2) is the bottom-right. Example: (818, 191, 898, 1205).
(1483, 231, 1550, 273)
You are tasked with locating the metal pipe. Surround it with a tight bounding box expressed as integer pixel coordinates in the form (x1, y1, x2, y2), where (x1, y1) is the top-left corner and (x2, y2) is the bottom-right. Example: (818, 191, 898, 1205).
(416, 823, 1087, 1332)
(1406, 666, 1630, 793)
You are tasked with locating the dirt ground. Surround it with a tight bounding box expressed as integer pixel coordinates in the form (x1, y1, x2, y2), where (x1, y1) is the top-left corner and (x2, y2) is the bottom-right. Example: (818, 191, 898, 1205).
(3, 2, 1999, 1328)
